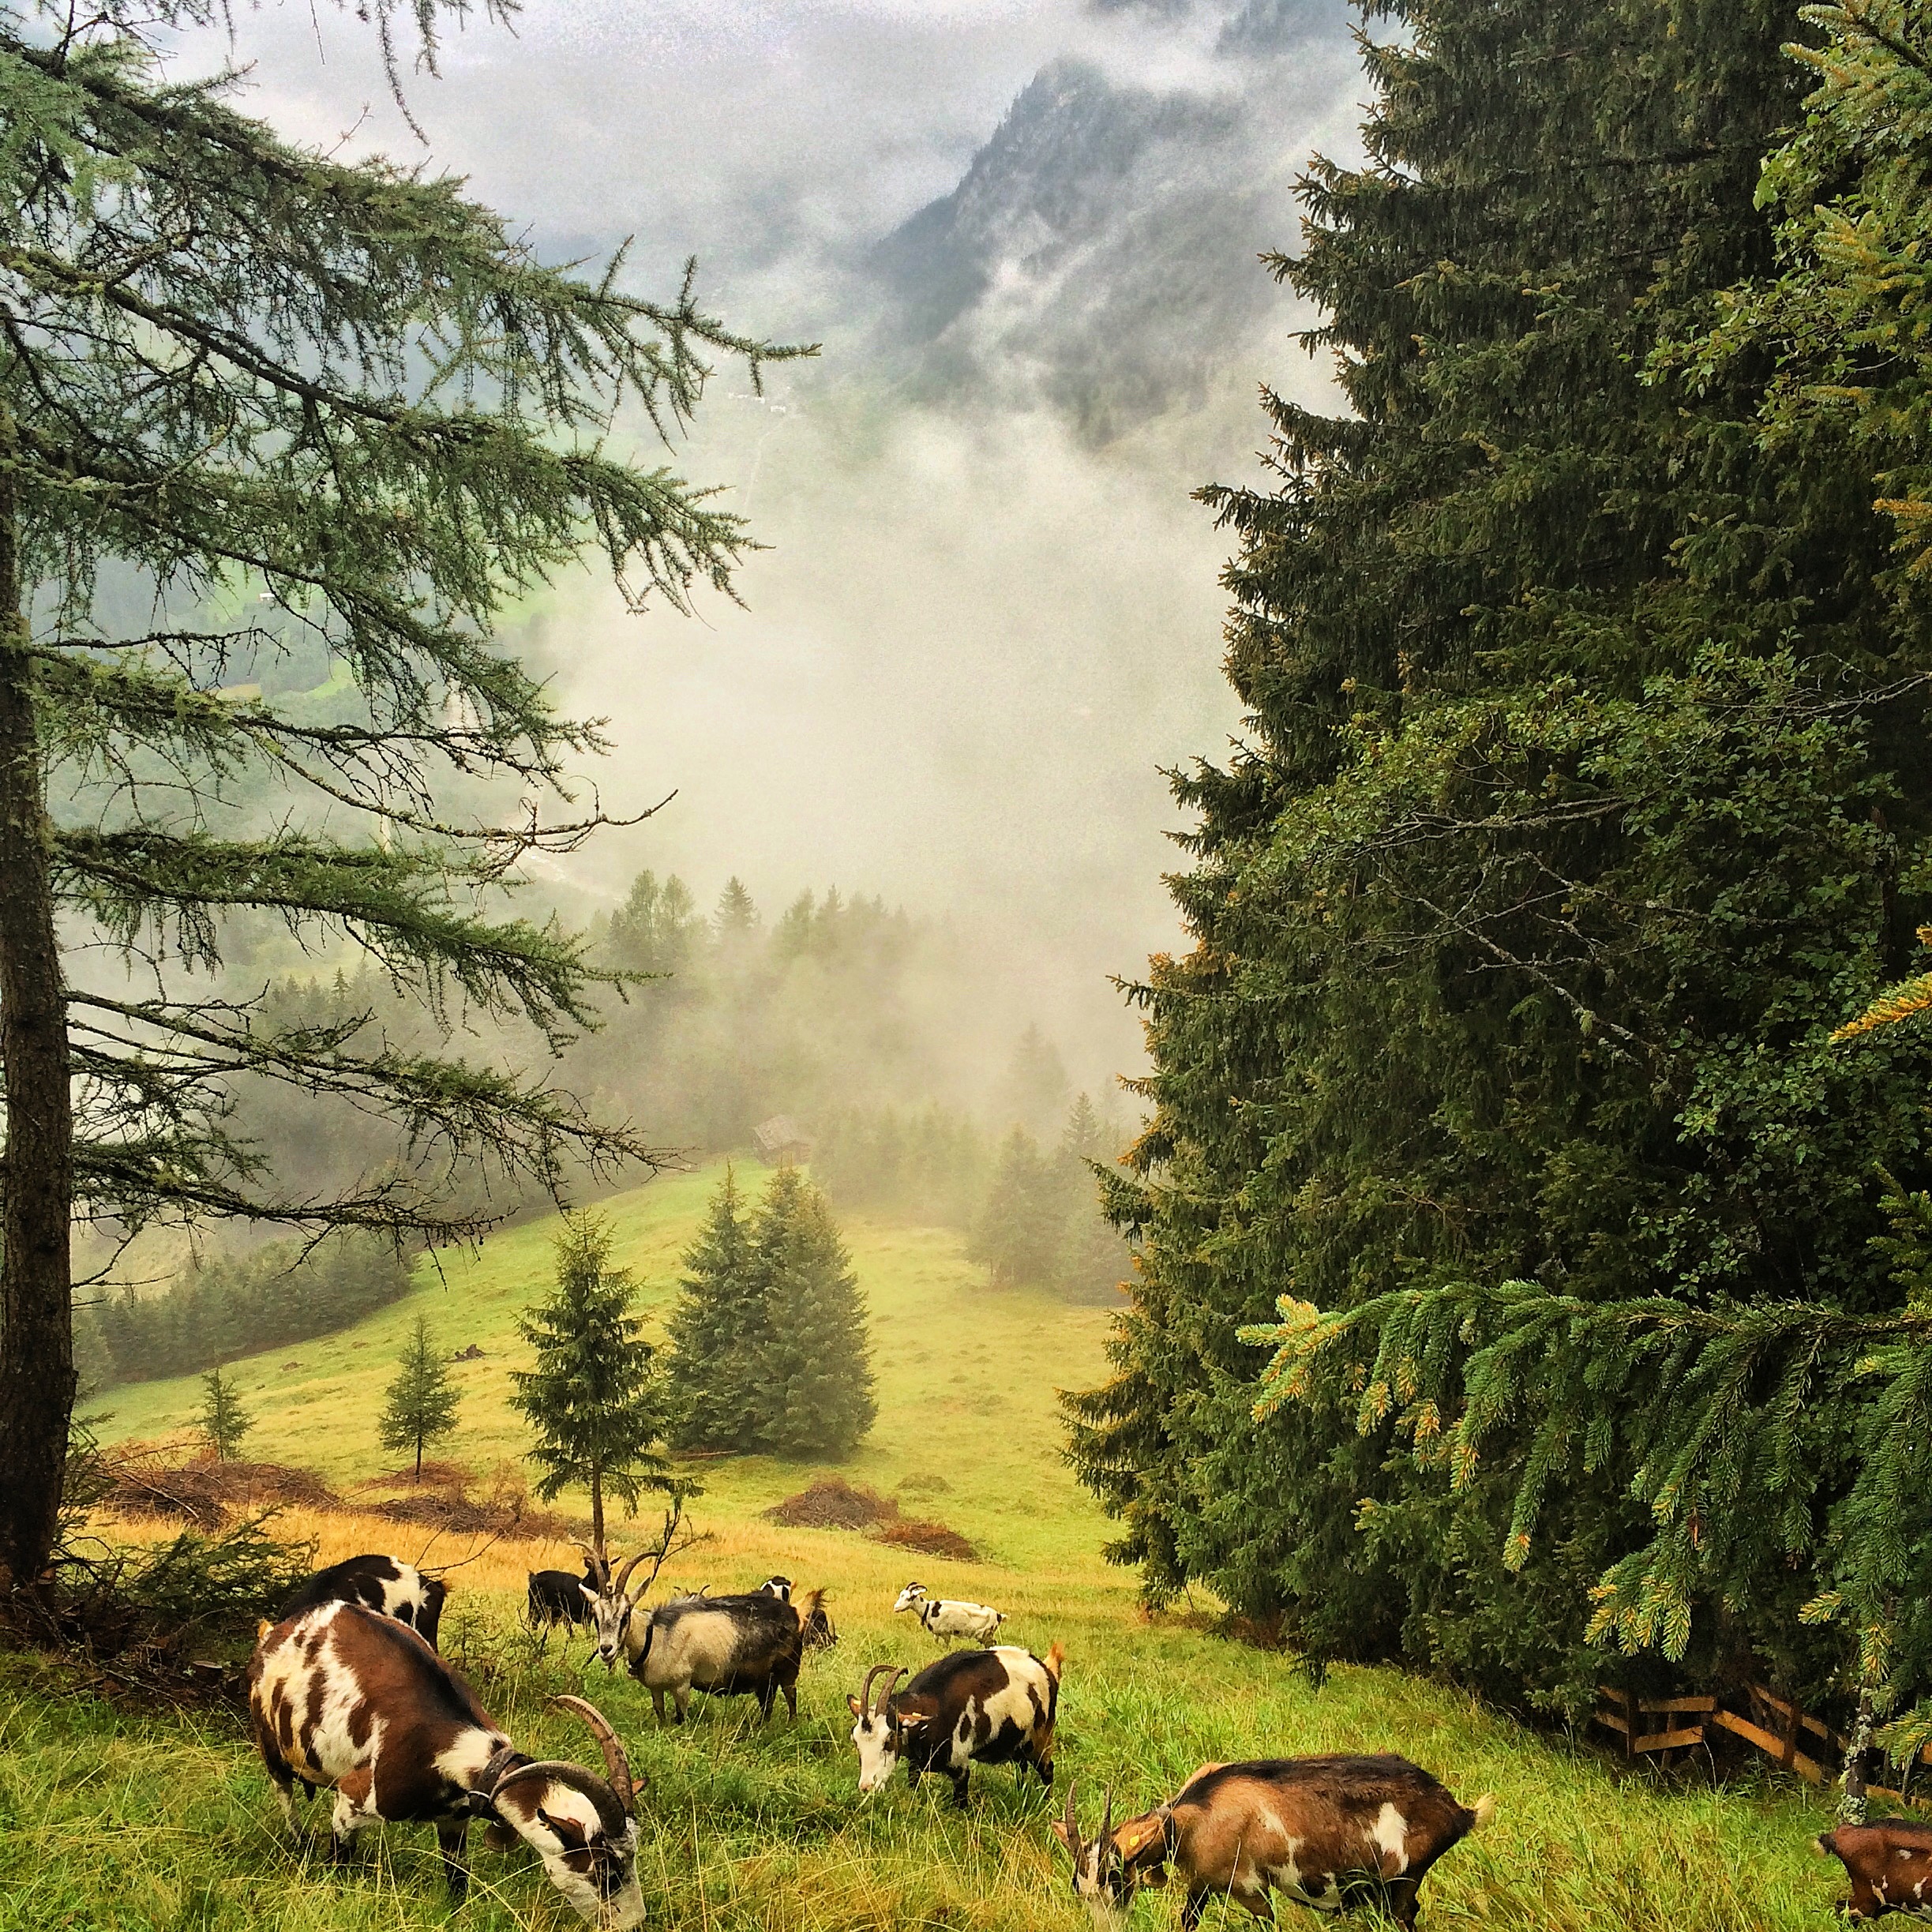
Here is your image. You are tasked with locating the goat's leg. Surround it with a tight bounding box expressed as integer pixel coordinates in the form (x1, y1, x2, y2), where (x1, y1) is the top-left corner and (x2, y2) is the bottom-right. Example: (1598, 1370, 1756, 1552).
(437, 1820, 471, 1903)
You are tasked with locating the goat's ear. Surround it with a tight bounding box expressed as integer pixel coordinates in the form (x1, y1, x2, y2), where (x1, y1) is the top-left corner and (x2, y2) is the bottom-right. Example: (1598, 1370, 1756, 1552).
(1117, 1818, 1165, 1860)
(1051, 1821, 1077, 1851)
(898, 1710, 930, 1731)
(580, 1583, 598, 1604)
(846, 1694, 865, 1718)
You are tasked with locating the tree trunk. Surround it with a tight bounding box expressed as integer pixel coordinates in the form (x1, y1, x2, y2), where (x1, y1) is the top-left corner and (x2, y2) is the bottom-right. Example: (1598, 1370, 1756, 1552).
(591, 1462, 605, 1559)
(415, 1435, 423, 1481)
(0, 400, 75, 1592)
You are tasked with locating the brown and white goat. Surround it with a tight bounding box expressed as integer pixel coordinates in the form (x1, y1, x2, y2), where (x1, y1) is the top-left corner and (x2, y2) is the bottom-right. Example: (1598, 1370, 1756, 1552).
(1815, 1818, 1932, 1919)
(249, 1601, 644, 1927)
(1054, 1757, 1495, 1930)
(848, 1643, 1062, 1805)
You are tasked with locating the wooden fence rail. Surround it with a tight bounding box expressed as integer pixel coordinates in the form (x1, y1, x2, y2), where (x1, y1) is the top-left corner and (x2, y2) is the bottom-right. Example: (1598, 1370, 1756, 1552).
(1592, 1684, 1931, 1805)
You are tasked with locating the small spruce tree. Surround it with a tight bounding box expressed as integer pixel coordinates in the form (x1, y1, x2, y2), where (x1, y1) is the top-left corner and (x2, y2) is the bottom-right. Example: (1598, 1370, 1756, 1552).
(663, 1167, 766, 1451)
(378, 1313, 461, 1480)
(751, 1171, 876, 1458)
(969, 1127, 1064, 1288)
(196, 1363, 252, 1462)
(510, 1215, 666, 1553)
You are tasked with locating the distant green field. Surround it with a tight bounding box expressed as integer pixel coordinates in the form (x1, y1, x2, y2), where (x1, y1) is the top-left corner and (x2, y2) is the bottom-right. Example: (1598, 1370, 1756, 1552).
(1, 1167, 1852, 1932)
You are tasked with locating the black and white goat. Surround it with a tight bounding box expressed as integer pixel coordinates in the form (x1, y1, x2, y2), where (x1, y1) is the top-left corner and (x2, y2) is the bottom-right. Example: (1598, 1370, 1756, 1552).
(1054, 1758, 1495, 1930)
(848, 1643, 1062, 1806)
(527, 1546, 604, 1639)
(249, 1600, 643, 1926)
(277, 1553, 446, 1648)
(893, 1581, 1005, 1644)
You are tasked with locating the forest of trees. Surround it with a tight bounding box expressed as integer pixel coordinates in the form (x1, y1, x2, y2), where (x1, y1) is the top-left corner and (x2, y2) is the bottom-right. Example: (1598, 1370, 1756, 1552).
(1067, 0, 1932, 1746)
(76, 1234, 414, 1391)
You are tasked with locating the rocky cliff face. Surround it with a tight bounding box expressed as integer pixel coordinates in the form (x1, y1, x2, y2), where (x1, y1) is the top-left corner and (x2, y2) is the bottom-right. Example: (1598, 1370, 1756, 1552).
(863, 0, 1355, 439)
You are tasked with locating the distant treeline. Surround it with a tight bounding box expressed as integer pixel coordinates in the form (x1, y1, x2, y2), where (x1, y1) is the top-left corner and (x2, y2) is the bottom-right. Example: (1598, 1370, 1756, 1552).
(813, 1090, 1132, 1303)
(77, 1233, 414, 1391)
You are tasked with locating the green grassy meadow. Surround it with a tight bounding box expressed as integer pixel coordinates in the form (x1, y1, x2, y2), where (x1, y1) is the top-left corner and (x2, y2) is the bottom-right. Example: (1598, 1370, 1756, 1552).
(0, 1164, 1854, 1930)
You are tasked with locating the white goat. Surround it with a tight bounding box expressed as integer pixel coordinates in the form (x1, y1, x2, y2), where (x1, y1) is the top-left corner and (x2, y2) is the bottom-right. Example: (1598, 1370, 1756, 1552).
(892, 1581, 1006, 1645)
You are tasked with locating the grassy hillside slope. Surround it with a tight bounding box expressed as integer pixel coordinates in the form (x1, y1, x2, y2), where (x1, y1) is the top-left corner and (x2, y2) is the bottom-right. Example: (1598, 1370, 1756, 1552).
(0, 1167, 1853, 1931)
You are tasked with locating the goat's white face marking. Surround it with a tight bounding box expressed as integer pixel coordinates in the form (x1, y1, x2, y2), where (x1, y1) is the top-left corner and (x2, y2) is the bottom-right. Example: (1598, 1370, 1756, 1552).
(850, 1713, 901, 1794)
(589, 1589, 635, 1669)
(892, 1584, 925, 1614)
(1071, 1838, 1133, 1929)
(502, 1780, 643, 1929)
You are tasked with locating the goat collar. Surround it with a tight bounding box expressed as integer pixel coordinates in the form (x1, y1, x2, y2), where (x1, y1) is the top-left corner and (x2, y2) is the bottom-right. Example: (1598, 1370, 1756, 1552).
(467, 1744, 527, 1815)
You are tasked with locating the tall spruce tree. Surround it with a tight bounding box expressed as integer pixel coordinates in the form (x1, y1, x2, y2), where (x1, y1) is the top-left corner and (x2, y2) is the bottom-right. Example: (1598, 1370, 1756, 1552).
(969, 1127, 1064, 1289)
(752, 1171, 876, 1458)
(1067, 0, 1932, 1715)
(663, 1165, 765, 1452)
(378, 1313, 460, 1480)
(0, 0, 797, 1588)
(511, 1214, 667, 1554)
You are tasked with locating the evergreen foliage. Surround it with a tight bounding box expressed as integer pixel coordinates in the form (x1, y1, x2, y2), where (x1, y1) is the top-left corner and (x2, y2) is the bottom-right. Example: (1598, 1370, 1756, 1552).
(509, 1214, 667, 1551)
(0, 0, 797, 1585)
(662, 1167, 764, 1452)
(76, 1232, 412, 1390)
(195, 1363, 251, 1462)
(662, 1168, 876, 1459)
(377, 1313, 460, 1479)
(752, 1169, 877, 1458)
(970, 1128, 1067, 1288)
(1067, 0, 1932, 1717)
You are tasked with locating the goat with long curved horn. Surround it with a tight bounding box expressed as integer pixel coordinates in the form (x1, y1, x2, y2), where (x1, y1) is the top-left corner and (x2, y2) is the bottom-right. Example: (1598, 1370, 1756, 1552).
(551, 1694, 640, 1815)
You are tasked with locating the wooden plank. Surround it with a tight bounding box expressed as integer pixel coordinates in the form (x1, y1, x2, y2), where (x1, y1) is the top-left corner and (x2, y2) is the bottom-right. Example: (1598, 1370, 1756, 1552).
(1751, 1684, 1840, 1749)
(1632, 1727, 1706, 1754)
(1709, 1709, 1827, 1784)
(1592, 1709, 1631, 1736)
(1634, 1695, 1716, 1715)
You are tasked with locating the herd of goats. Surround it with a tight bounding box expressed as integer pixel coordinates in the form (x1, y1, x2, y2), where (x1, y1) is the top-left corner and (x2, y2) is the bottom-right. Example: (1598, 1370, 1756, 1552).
(244, 1548, 1932, 1926)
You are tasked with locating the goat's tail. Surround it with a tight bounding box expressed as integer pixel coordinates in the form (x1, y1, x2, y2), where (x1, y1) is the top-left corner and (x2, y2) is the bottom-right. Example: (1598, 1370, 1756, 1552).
(1469, 1794, 1498, 1833)
(1813, 1832, 1838, 1859)
(1045, 1640, 1066, 1685)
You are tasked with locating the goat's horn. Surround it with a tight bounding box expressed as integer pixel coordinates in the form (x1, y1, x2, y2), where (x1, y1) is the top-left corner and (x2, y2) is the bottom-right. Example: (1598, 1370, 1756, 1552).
(611, 1549, 648, 1598)
(1101, 1785, 1113, 1849)
(551, 1695, 638, 1815)
(1062, 1777, 1081, 1853)
(858, 1664, 892, 1717)
(568, 1536, 609, 1581)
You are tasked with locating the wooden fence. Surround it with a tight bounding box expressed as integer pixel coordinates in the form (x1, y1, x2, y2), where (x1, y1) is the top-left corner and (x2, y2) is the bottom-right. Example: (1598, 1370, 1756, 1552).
(1592, 1684, 1930, 1805)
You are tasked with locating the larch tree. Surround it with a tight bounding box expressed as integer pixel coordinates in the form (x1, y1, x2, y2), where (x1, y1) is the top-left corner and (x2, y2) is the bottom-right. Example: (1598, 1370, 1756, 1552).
(377, 1311, 460, 1480)
(1067, 0, 1932, 1718)
(0, 0, 800, 1589)
(510, 1214, 666, 1556)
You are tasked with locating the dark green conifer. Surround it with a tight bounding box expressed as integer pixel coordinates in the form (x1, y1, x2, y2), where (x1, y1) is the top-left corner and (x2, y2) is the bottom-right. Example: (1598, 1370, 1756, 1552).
(196, 1363, 252, 1463)
(378, 1313, 461, 1480)
(511, 1215, 667, 1553)
(1067, 0, 1932, 1713)
(970, 1127, 1064, 1289)
(752, 1173, 876, 1458)
(663, 1167, 764, 1451)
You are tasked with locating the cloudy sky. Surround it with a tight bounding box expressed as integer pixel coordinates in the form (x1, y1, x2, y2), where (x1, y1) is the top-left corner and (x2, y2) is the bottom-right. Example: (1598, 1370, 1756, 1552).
(162, 0, 1366, 1090)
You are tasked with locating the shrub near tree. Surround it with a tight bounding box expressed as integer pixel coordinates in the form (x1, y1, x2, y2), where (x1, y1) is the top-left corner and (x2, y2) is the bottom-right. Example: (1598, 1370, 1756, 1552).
(378, 1315, 461, 1480)
(511, 1216, 669, 1553)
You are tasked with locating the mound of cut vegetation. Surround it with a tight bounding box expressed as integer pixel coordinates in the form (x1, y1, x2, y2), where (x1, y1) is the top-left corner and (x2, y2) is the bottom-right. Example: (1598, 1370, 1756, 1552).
(764, 1476, 977, 1561)
(107, 1450, 342, 1528)
(358, 1460, 576, 1541)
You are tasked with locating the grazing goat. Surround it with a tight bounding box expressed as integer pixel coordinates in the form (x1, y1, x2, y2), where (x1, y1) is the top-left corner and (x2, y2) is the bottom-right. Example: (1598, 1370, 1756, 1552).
(277, 1553, 446, 1648)
(527, 1552, 602, 1638)
(249, 1601, 643, 1927)
(617, 1587, 826, 1723)
(892, 1581, 1005, 1645)
(1815, 1819, 1932, 1919)
(1054, 1758, 1495, 1930)
(848, 1643, 1062, 1806)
